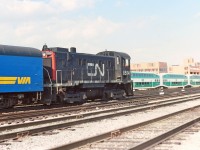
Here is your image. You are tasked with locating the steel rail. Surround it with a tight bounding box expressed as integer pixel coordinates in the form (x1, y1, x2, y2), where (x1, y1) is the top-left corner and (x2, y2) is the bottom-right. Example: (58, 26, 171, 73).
(0, 95, 200, 142)
(51, 105, 200, 150)
(0, 93, 189, 122)
(129, 118, 200, 150)
(0, 94, 199, 132)
(1, 86, 198, 116)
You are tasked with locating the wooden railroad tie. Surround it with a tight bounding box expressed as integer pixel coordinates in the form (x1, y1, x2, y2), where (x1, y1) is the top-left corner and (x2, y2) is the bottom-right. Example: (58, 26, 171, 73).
(150, 106, 154, 110)
(15, 131, 29, 140)
(76, 114, 83, 119)
(111, 130, 121, 138)
(80, 107, 86, 111)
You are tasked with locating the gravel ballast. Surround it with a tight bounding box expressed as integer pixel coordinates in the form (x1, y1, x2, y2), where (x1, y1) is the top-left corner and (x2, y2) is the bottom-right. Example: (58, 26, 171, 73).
(1, 99, 200, 150)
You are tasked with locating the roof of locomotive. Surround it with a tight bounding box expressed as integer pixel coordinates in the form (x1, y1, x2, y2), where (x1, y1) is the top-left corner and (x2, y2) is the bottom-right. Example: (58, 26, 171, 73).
(0, 44, 42, 57)
(96, 51, 131, 59)
(43, 45, 130, 59)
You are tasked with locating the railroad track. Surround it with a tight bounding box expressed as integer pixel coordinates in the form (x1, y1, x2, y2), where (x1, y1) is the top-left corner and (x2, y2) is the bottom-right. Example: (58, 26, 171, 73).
(52, 105, 200, 150)
(0, 93, 200, 143)
(0, 93, 188, 123)
(0, 94, 199, 125)
(133, 87, 200, 95)
(149, 122, 200, 150)
(1, 86, 198, 114)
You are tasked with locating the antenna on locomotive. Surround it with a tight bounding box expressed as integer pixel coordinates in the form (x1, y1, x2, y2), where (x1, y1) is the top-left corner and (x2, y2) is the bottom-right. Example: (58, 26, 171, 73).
(42, 43, 48, 51)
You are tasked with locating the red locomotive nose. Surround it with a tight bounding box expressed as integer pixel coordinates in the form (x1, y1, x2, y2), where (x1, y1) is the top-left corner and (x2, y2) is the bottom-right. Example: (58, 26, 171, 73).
(42, 50, 56, 81)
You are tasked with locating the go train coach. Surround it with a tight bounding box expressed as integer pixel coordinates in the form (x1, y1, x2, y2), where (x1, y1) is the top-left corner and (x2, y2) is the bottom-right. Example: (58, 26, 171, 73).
(187, 75, 200, 87)
(160, 73, 188, 88)
(0, 45, 43, 108)
(131, 72, 189, 90)
(131, 72, 160, 90)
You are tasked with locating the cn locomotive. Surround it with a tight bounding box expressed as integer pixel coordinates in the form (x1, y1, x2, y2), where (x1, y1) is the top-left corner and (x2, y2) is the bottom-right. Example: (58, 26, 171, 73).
(0, 44, 133, 109)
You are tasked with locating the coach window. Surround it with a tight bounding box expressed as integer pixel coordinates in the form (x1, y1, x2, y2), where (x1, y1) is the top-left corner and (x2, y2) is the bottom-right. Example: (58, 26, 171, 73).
(117, 56, 120, 64)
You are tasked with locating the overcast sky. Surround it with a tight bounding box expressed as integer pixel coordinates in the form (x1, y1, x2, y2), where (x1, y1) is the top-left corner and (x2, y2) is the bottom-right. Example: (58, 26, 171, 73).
(1, 0, 200, 65)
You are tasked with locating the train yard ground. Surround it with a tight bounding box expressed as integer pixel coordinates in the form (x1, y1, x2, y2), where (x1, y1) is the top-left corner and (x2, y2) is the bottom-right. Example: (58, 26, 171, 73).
(0, 87, 200, 150)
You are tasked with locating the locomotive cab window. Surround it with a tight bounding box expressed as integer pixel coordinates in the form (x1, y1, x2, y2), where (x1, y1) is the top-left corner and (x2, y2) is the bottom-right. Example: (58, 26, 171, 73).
(126, 59, 130, 67)
(122, 58, 125, 67)
(117, 56, 120, 64)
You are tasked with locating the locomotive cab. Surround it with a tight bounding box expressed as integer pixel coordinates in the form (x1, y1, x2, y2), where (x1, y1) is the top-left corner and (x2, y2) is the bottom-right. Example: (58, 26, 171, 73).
(115, 53, 131, 82)
(97, 51, 133, 96)
(97, 51, 131, 83)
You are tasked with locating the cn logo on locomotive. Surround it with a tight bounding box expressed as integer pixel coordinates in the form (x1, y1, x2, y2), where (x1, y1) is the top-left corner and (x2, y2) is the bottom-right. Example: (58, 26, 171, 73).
(87, 63, 105, 77)
(0, 77, 31, 84)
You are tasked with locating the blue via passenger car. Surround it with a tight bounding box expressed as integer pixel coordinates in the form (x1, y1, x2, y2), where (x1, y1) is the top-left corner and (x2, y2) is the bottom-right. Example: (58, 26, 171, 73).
(0, 45, 43, 108)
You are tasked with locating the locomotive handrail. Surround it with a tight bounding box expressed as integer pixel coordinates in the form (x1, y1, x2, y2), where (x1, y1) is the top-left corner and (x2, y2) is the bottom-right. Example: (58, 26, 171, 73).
(56, 70, 63, 85)
(56, 70, 63, 93)
(43, 67, 52, 94)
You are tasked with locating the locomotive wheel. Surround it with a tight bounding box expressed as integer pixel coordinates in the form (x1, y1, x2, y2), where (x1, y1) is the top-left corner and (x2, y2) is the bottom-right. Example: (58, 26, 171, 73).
(102, 92, 109, 101)
(22, 98, 32, 105)
(57, 93, 65, 104)
(3, 100, 9, 108)
(3, 99, 15, 108)
(122, 90, 127, 98)
(82, 93, 87, 103)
